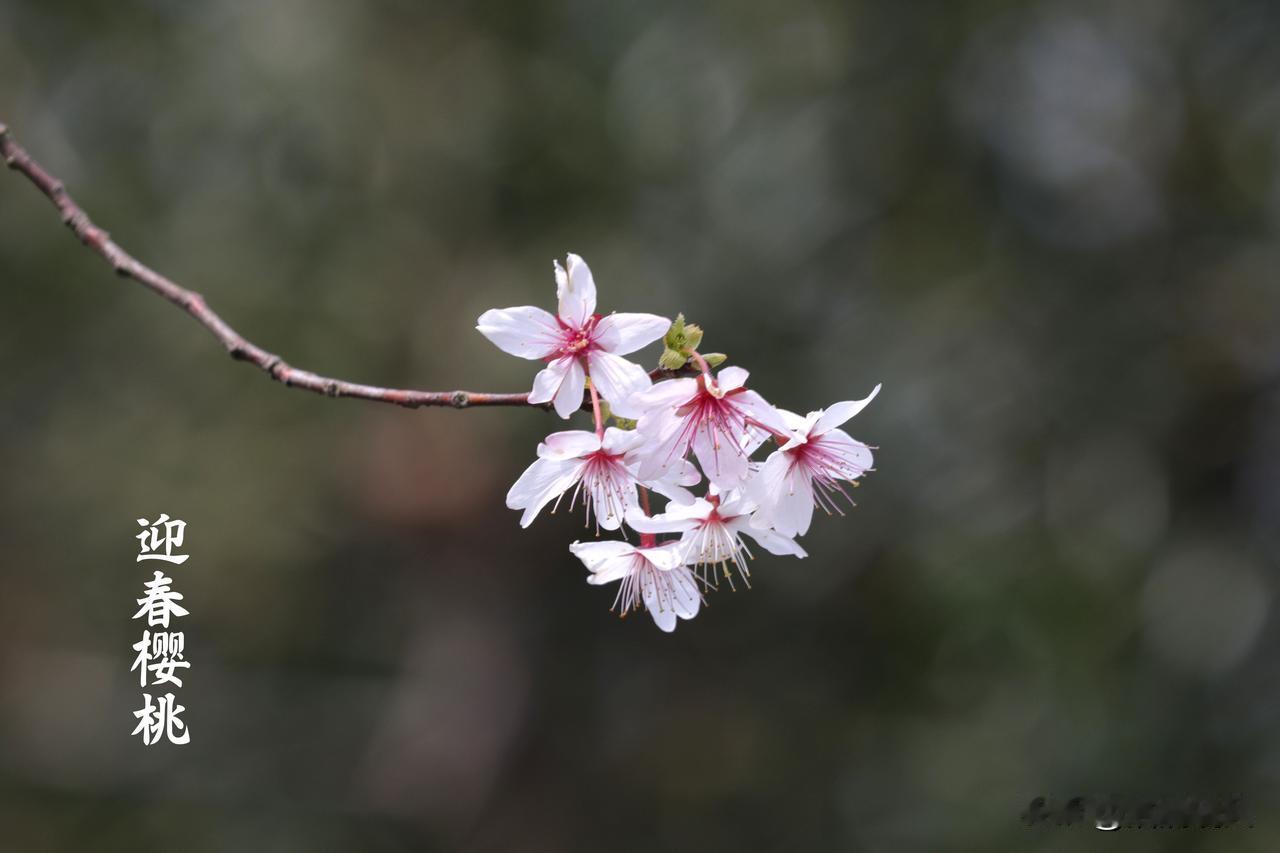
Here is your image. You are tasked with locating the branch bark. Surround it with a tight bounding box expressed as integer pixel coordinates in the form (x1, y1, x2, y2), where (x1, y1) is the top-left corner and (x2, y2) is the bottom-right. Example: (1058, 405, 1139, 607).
(0, 123, 680, 411)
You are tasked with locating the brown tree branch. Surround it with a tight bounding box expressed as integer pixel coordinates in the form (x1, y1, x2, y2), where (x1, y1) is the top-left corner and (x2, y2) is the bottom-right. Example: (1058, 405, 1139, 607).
(0, 123, 682, 410)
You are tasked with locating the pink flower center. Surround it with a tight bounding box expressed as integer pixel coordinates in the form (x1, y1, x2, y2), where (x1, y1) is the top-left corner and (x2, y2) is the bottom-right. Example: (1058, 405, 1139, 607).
(787, 434, 867, 515)
(555, 314, 601, 360)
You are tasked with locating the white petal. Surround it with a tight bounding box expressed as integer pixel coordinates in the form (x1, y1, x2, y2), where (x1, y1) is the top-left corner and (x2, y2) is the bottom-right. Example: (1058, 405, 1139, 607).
(623, 505, 699, 534)
(537, 430, 601, 460)
(588, 557, 636, 585)
(529, 358, 571, 406)
(774, 468, 815, 537)
(738, 522, 808, 558)
(632, 377, 698, 411)
(814, 429, 874, 478)
(507, 458, 587, 527)
(552, 359, 587, 419)
(556, 253, 597, 327)
(594, 313, 671, 355)
(716, 488, 757, 518)
(692, 426, 751, 490)
(812, 384, 881, 436)
(637, 541, 687, 571)
(732, 389, 790, 437)
(586, 350, 652, 410)
(643, 458, 701, 505)
(601, 426, 647, 455)
(587, 469, 639, 530)
(777, 408, 810, 433)
(641, 569, 679, 632)
(613, 376, 697, 420)
(476, 306, 563, 359)
(571, 539, 638, 578)
(751, 451, 814, 537)
(667, 566, 701, 619)
(716, 365, 750, 391)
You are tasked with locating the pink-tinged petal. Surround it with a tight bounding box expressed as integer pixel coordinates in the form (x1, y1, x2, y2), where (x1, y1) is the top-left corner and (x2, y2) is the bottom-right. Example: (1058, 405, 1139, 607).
(716, 365, 750, 391)
(476, 306, 563, 359)
(672, 458, 702, 487)
(773, 409, 813, 452)
(749, 451, 813, 537)
(633, 418, 689, 482)
(777, 408, 810, 433)
(777, 433, 808, 452)
(623, 505, 700, 534)
(633, 377, 699, 410)
(571, 540, 638, 578)
(555, 253, 597, 327)
(594, 313, 670, 355)
(613, 376, 697, 420)
(692, 426, 751, 490)
(733, 389, 790, 437)
(552, 359, 588, 419)
(812, 384, 881, 436)
(740, 427, 773, 457)
(529, 357, 571, 406)
(813, 429, 874, 478)
(536, 430, 601, 460)
(586, 350, 652, 410)
(506, 457, 587, 527)
(601, 426, 647, 455)
(737, 522, 808, 558)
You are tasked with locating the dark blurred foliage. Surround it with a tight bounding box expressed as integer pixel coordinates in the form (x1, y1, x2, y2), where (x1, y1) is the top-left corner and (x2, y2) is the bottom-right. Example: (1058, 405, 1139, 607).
(2, 1, 1279, 851)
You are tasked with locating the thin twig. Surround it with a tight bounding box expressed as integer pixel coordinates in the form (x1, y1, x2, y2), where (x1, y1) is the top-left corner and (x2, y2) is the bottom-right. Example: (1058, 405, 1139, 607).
(0, 123, 684, 410)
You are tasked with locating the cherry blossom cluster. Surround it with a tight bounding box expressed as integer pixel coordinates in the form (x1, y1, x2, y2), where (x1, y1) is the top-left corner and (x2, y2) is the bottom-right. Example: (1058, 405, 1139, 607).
(478, 254, 879, 632)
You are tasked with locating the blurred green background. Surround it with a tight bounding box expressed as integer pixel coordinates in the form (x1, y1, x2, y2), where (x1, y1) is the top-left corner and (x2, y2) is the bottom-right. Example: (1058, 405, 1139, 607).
(2, 1, 1279, 851)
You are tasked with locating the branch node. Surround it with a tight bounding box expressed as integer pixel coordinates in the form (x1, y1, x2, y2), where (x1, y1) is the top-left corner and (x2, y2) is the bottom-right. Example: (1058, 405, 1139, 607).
(325, 380, 340, 397)
(451, 391, 469, 408)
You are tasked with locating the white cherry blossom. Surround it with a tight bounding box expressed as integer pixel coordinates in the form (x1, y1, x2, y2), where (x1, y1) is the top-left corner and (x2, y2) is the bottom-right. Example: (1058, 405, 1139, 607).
(476, 254, 670, 418)
(570, 539, 701, 632)
(506, 427, 700, 530)
(621, 366, 788, 490)
(750, 385, 879, 537)
(625, 494, 805, 589)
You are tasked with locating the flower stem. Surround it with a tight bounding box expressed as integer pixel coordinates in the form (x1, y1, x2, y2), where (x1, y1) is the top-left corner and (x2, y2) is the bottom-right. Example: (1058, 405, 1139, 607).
(688, 349, 712, 377)
(587, 375, 604, 438)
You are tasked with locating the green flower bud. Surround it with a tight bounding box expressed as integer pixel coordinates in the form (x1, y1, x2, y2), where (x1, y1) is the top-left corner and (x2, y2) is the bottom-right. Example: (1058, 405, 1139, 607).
(612, 416, 638, 430)
(659, 347, 688, 370)
(664, 313, 686, 350)
(702, 352, 727, 367)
